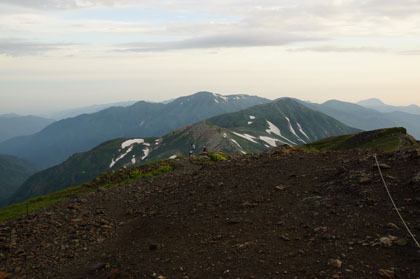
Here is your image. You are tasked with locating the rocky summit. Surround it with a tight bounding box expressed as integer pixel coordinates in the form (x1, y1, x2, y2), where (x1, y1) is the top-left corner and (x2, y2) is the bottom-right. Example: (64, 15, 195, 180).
(1, 146, 420, 278)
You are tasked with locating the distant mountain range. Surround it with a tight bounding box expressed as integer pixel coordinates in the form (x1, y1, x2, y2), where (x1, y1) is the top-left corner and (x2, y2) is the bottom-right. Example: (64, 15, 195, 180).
(358, 98, 420, 115)
(0, 92, 269, 169)
(301, 99, 420, 139)
(6, 98, 358, 205)
(47, 101, 137, 120)
(2, 92, 420, 207)
(0, 115, 55, 143)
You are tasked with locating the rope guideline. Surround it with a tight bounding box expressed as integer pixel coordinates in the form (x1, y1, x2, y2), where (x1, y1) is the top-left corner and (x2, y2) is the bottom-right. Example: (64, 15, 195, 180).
(374, 155, 420, 249)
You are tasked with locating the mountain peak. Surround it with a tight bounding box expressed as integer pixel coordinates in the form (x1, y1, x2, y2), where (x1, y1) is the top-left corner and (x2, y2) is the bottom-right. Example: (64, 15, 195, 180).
(357, 98, 385, 106)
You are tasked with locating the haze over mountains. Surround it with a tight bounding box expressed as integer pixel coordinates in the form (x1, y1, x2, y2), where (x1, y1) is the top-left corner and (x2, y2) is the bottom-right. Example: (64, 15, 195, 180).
(47, 101, 138, 120)
(0, 92, 269, 169)
(0, 155, 38, 207)
(6, 98, 359, 205)
(0, 114, 54, 143)
(0, 91, 419, 209)
(358, 98, 420, 115)
(301, 99, 420, 140)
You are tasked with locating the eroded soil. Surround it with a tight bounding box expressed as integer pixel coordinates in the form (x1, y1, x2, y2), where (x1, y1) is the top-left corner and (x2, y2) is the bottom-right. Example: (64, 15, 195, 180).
(1, 147, 420, 278)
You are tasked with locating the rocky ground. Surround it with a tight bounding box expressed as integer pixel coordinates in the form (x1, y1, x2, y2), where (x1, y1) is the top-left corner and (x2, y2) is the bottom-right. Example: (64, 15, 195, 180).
(1, 146, 420, 278)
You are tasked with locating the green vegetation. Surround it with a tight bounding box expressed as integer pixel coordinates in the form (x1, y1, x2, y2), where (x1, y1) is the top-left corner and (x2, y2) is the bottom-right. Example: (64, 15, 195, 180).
(207, 152, 227, 161)
(192, 152, 228, 164)
(6, 137, 156, 206)
(0, 155, 39, 207)
(0, 92, 268, 169)
(302, 127, 419, 152)
(0, 185, 86, 223)
(0, 161, 173, 223)
(208, 98, 360, 154)
(302, 135, 353, 152)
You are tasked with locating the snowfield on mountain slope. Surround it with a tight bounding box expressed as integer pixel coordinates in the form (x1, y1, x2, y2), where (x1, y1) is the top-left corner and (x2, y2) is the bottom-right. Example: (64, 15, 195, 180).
(258, 136, 278, 147)
(297, 122, 310, 140)
(121, 139, 146, 149)
(265, 120, 297, 145)
(285, 116, 306, 143)
(110, 139, 151, 168)
(141, 147, 150, 160)
(230, 138, 242, 149)
(232, 132, 258, 143)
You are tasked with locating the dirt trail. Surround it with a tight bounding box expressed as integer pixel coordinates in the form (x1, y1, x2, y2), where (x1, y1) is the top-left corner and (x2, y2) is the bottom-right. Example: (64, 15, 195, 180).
(1, 147, 420, 278)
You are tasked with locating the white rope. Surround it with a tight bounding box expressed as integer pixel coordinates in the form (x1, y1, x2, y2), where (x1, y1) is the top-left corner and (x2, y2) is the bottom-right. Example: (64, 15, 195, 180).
(374, 155, 420, 249)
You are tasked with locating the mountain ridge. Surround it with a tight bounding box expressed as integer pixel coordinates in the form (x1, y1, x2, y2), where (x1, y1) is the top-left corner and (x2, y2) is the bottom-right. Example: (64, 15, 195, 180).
(5, 98, 358, 206)
(358, 98, 420, 115)
(0, 92, 269, 169)
(301, 99, 420, 139)
(0, 115, 55, 143)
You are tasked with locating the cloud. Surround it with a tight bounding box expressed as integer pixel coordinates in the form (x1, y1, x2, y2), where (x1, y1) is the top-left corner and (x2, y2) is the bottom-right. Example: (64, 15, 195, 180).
(0, 38, 68, 56)
(0, 0, 145, 10)
(400, 50, 420, 56)
(288, 46, 389, 54)
(118, 31, 322, 52)
(1, 0, 420, 56)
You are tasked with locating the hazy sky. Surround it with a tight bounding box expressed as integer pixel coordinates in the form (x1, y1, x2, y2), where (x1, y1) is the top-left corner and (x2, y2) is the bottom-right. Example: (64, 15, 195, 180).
(1, 0, 420, 114)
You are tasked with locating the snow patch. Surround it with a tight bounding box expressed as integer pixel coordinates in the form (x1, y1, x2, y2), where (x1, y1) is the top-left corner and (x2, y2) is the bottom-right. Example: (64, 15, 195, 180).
(121, 139, 145, 149)
(232, 132, 258, 143)
(264, 144, 270, 148)
(219, 95, 228, 101)
(297, 122, 310, 140)
(212, 93, 228, 102)
(249, 115, 255, 120)
(259, 136, 278, 147)
(223, 133, 227, 138)
(266, 121, 281, 137)
(285, 116, 306, 143)
(110, 145, 134, 168)
(248, 121, 253, 125)
(265, 120, 297, 145)
(141, 147, 150, 160)
(240, 151, 247, 154)
(231, 139, 242, 148)
(259, 136, 289, 147)
(109, 138, 150, 168)
(169, 155, 177, 159)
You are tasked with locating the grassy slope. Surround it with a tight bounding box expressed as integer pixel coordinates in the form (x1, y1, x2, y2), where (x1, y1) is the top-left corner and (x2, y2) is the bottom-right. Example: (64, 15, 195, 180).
(0, 160, 174, 223)
(0, 155, 38, 206)
(302, 127, 419, 152)
(0, 152, 228, 223)
(6, 138, 156, 205)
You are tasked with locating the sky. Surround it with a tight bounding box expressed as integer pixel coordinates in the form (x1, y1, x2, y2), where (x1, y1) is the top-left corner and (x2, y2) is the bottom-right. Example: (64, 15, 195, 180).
(1, 0, 420, 114)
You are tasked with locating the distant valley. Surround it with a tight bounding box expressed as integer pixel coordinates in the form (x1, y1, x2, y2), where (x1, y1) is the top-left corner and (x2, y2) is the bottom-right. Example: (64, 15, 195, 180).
(0, 155, 39, 207)
(0, 114, 54, 143)
(1, 92, 420, 208)
(301, 99, 420, 140)
(6, 98, 358, 205)
(0, 92, 269, 169)
(358, 98, 420, 115)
